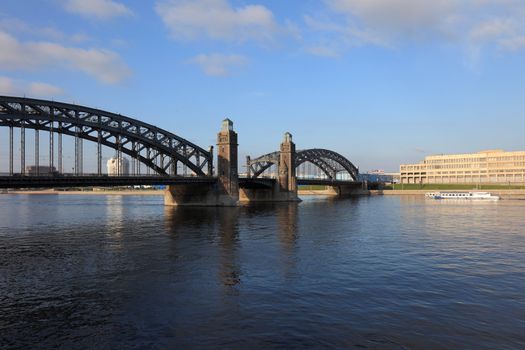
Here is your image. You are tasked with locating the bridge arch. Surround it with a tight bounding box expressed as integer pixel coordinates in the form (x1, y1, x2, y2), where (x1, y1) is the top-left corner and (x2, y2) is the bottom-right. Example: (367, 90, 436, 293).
(248, 148, 359, 181)
(0, 96, 212, 175)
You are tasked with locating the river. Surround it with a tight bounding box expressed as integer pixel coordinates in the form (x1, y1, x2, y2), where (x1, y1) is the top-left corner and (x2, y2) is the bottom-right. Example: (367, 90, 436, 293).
(1, 194, 524, 349)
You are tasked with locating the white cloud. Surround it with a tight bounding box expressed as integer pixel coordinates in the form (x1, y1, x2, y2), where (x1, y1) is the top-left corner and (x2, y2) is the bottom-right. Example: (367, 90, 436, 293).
(499, 35, 525, 51)
(0, 77, 63, 97)
(190, 53, 248, 76)
(64, 0, 132, 19)
(27, 82, 64, 96)
(0, 31, 131, 84)
(322, 0, 461, 46)
(329, 0, 456, 39)
(306, 45, 341, 58)
(306, 0, 525, 55)
(468, 18, 514, 43)
(155, 0, 278, 43)
(0, 16, 91, 43)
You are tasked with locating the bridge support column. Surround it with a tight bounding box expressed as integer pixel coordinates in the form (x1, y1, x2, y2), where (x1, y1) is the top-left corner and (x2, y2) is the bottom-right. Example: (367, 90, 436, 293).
(278, 132, 298, 199)
(239, 132, 300, 203)
(323, 184, 369, 196)
(217, 118, 239, 204)
(165, 119, 239, 206)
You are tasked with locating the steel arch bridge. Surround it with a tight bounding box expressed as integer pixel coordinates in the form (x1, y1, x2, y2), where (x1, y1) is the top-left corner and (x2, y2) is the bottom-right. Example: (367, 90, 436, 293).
(248, 148, 359, 181)
(0, 96, 212, 176)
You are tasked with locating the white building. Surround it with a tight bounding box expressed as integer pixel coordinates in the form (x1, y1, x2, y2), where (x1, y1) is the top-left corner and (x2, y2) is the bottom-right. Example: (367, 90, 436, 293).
(107, 157, 130, 176)
(400, 149, 525, 184)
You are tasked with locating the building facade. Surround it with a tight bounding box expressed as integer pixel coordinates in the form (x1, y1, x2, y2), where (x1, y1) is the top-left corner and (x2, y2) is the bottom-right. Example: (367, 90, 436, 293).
(107, 157, 130, 176)
(400, 150, 525, 184)
(25, 165, 57, 175)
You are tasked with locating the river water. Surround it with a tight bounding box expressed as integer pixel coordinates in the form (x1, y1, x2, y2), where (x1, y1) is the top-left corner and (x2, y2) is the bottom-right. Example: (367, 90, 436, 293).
(0, 194, 524, 349)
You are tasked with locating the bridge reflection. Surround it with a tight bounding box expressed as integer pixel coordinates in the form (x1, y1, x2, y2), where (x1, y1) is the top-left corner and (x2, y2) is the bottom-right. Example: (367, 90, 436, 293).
(164, 203, 299, 288)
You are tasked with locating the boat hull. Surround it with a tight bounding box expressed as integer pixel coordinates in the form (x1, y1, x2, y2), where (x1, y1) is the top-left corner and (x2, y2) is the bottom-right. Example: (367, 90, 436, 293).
(425, 192, 500, 200)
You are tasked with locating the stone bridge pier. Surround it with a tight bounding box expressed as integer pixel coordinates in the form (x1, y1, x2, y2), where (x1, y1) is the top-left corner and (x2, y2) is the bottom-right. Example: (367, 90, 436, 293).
(165, 119, 239, 206)
(239, 132, 300, 203)
(165, 121, 301, 206)
(321, 182, 369, 196)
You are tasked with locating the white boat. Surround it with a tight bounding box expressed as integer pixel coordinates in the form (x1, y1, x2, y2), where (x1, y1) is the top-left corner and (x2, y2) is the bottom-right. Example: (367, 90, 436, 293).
(425, 191, 500, 200)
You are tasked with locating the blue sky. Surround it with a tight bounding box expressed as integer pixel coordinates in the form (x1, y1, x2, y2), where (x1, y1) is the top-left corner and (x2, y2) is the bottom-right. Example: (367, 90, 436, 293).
(1, 0, 525, 172)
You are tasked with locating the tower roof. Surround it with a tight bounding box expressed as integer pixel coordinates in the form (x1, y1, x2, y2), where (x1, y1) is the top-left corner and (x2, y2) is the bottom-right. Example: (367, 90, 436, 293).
(222, 118, 234, 131)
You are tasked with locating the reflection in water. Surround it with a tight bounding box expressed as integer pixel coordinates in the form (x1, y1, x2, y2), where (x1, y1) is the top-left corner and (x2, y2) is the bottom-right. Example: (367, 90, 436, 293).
(164, 204, 300, 289)
(164, 206, 242, 288)
(276, 203, 299, 278)
(217, 208, 241, 288)
(277, 203, 299, 248)
(163, 205, 217, 232)
(105, 195, 125, 240)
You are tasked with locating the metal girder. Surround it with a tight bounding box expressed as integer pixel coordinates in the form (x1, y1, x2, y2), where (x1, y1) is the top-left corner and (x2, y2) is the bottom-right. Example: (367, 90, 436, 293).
(247, 151, 280, 178)
(0, 96, 212, 176)
(248, 148, 359, 181)
(295, 149, 359, 180)
(297, 178, 361, 186)
(296, 156, 337, 179)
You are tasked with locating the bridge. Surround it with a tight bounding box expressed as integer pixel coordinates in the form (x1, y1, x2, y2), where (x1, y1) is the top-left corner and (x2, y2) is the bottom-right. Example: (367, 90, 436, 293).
(0, 96, 366, 205)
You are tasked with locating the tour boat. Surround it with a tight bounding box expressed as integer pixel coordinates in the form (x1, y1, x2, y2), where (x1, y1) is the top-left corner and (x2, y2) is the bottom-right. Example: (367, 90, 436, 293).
(425, 191, 500, 200)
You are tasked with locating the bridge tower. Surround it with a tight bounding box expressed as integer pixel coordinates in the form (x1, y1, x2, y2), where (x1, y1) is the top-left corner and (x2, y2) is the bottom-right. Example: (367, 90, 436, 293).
(238, 132, 300, 203)
(278, 132, 297, 194)
(164, 119, 240, 206)
(217, 118, 239, 202)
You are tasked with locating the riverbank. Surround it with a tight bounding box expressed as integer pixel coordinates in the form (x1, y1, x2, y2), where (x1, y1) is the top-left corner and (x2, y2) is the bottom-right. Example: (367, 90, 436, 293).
(2, 189, 164, 196)
(8, 189, 351, 197)
(297, 190, 336, 196)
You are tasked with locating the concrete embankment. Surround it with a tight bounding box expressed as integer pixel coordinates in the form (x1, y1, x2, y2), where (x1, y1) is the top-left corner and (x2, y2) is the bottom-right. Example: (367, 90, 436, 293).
(298, 189, 369, 196)
(371, 189, 525, 200)
(298, 190, 337, 196)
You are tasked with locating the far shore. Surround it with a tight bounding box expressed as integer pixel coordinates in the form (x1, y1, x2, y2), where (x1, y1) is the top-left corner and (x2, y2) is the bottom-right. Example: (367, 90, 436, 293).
(4, 189, 335, 196)
(1, 189, 164, 196)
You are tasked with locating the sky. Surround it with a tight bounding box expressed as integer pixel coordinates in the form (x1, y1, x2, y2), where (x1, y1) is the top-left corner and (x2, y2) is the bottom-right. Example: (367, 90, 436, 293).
(1, 0, 525, 172)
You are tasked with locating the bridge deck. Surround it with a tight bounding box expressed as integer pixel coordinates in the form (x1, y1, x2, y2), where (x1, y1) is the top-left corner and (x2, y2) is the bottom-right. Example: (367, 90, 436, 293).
(0, 175, 216, 189)
(0, 175, 361, 189)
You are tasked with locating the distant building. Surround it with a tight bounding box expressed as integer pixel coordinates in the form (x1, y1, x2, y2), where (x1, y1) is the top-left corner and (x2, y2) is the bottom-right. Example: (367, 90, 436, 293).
(400, 150, 525, 184)
(360, 171, 398, 183)
(25, 165, 57, 175)
(365, 169, 400, 183)
(389, 172, 401, 183)
(107, 157, 130, 176)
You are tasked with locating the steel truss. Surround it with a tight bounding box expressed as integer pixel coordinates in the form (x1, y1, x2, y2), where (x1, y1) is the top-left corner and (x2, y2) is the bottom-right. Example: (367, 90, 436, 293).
(248, 148, 359, 181)
(0, 96, 212, 176)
